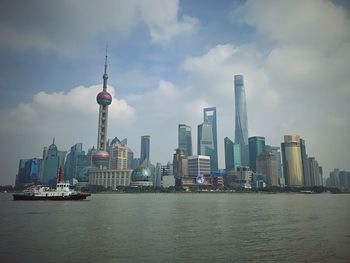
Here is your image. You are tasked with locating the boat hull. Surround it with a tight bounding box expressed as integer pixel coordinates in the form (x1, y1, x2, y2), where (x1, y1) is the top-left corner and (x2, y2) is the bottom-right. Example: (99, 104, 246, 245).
(13, 193, 91, 201)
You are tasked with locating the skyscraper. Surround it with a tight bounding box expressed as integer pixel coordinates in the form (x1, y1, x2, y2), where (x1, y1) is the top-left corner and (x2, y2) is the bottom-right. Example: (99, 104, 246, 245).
(178, 124, 193, 156)
(300, 138, 311, 186)
(265, 145, 283, 185)
(197, 120, 215, 171)
(256, 152, 278, 186)
(140, 135, 150, 164)
(93, 54, 112, 169)
(224, 137, 241, 172)
(248, 136, 266, 172)
(234, 75, 249, 166)
(203, 107, 218, 171)
(281, 135, 304, 187)
(43, 139, 59, 186)
(64, 143, 87, 181)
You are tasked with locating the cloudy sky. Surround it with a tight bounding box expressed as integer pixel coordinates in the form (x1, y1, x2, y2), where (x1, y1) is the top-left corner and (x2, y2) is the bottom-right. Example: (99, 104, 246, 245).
(0, 0, 349, 185)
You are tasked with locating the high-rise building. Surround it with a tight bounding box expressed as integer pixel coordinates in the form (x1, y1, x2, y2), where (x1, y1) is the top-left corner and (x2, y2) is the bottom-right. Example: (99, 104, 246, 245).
(43, 139, 60, 186)
(256, 152, 278, 186)
(281, 135, 304, 187)
(173, 148, 188, 186)
(234, 75, 249, 167)
(140, 135, 150, 164)
(127, 148, 134, 169)
(64, 143, 88, 181)
(178, 124, 193, 156)
(265, 145, 283, 185)
(299, 139, 311, 186)
(197, 121, 215, 171)
(203, 107, 218, 171)
(224, 137, 241, 172)
(248, 136, 265, 172)
(108, 139, 128, 170)
(188, 155, 211, 178)
(308, 157, 323, 186)
(92, 54, 112, 169)
(15, 158, 42, 188)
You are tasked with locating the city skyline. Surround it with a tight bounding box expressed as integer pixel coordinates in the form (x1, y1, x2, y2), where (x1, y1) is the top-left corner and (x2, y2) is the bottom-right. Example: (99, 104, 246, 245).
(1, 0, 350, 185)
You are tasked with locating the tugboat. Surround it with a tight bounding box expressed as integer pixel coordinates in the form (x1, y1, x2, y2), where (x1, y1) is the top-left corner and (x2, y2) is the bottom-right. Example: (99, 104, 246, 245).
(13, 166, 91, 201)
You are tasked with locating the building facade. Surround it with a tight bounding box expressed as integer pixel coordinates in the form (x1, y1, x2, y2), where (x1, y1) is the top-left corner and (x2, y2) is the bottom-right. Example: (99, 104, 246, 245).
(248, 136, 266, 172)
(187, 155, 211, 178)
(281, 135, 304, 187)
(140, 135, 150, 164)
(197, 121, 215, 171)
(203, 107, 218, 171)
(256, 152, 278, 186)
(43, 139, 60, 186)
(178, 124, 193, 157)
(265, 145, 283, 185)
(64, 143, 88, 181)
(89, 169, 132, 189)
(300, 139, 311, 186)
(234, 75, 249, 167)
(224, 137, 241, 172)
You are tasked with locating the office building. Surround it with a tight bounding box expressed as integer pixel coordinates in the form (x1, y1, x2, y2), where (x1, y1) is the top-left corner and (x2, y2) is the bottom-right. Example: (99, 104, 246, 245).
(248, 136, 266, 172)
(173, 148, 188, 186)
(15, 158, 42, 188)
(234, 75, 249, 166)
(43, 139, 60, 186)
(224, 137, 241, 172)
(108, 138, 128, 170)
(300, 139, 311, 186)
(187, 155, 211, 178)
(256, 152, 278, 186)
(140, 135, 150, 164)
(308, 157, 323, 186)
(265, 145, 283, 185)
(197, 121, 215, 171)
(64, 143, 88, 181)
(281, 135, 304, 187)
(203, 107, 218, 171)
(178, 124, 193, 156)
(89, 169, 132, 189)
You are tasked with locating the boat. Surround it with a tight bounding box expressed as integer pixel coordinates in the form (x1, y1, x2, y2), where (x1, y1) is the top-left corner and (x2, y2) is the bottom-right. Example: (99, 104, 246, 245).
(13, 166, 91, 201)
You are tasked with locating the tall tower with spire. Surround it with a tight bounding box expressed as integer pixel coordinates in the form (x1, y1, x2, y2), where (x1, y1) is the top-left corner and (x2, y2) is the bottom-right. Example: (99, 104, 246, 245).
(93, 53, 112, 169)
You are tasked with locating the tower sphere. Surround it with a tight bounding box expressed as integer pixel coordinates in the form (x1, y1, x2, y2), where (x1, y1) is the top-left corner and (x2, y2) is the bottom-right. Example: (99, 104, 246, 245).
(97, 91, 112, 106)
(92, 150, 110, 161)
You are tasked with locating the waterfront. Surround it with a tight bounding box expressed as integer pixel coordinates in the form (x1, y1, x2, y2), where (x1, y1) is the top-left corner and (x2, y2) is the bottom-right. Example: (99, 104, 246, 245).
(0, 193, 349, 262)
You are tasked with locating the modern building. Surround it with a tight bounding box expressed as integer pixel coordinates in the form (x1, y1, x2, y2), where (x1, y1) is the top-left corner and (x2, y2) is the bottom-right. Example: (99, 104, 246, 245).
(300, 139, 311, 186)
(130, 167, 153, 187)
(226, 166, 252, 188)
(89, 169, 132, 189)
(15, 158, 42, 188)
(108, 138, 128, 170)
(308, 157, 323, 186)
(64, 143, 88, 181)
(187, 155, 211, 178)
(127, 148, 134, 169)
(140, 135, 150, 164)
(92, 54, 112, 169)
(43, 139, 60, 186)
(281, 135, 304, 187)
(162, 176, 175, 188)
(248, 136, 266, 172)
(197, 121, 215, 171)
(172, 148, 188, 186)
(203, 107, 218, 171)
(234, 75, 249, 167)
(265, 145, 283, 185)
(256, 152, 278, 186)
(178, 124, 193, 156)
(224, 137, 241, 172)
(327, 169, 350, 191)
(155, 162, 173, 187)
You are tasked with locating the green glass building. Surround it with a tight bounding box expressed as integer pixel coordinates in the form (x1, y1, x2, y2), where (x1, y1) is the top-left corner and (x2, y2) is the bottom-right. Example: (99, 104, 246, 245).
(224, 137, 241, 172)
(248, 136, 266, 172)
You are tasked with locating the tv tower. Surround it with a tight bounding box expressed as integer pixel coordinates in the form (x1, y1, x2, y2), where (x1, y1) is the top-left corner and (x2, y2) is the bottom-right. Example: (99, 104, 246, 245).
(92, 51, 112, 168)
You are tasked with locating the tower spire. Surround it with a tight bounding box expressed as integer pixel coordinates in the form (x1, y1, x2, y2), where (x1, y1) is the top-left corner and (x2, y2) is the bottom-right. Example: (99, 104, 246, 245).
(103, 43, 108, 91)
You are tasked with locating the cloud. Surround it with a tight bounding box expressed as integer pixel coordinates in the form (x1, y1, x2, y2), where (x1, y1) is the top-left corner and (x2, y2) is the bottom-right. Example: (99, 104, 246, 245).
(0, 0, 198, 54)
(0, 84, 135, 184)
(179, 0, 350, 176)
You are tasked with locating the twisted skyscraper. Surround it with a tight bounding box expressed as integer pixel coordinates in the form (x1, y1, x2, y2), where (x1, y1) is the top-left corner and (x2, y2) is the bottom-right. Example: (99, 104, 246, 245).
(234, 75, 249, 167)
(93, 55, 112, 168)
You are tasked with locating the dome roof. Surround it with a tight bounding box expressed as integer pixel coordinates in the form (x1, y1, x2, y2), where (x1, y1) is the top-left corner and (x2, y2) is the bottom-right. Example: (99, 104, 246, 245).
(97, 91, 112, 106)
(92, 150, 110, 160)
(131, 167, 151, 182)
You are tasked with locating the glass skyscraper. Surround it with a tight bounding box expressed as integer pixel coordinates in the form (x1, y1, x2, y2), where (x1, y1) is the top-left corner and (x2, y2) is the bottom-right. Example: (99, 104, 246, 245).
(178, 124, 193, 157)
(140, 135, 150, 164)
(234, 75, 249, 167)
(248, 136, 266, 172)
(281, 135, 304, 187)
(203, 107, 218, 171)
(224, 137, 241, 172)
(300, 138, 311, 186)
(197, 121, 215, 172)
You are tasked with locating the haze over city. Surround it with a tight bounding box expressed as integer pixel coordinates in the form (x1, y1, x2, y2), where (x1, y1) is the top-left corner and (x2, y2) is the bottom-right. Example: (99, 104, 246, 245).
(1, 0, 350, 185)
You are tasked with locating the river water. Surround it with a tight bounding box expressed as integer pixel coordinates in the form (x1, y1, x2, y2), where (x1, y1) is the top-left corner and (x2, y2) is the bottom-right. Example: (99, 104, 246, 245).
(0, 193, 349, 262)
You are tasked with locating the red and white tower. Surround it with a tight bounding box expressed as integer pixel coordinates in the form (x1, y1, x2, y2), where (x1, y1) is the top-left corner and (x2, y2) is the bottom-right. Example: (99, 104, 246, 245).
(93, 54, 112, 168)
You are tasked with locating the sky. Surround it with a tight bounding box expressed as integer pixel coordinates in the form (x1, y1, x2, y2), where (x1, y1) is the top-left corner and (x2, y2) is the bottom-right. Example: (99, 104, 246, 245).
(0, 0, 349, 185)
